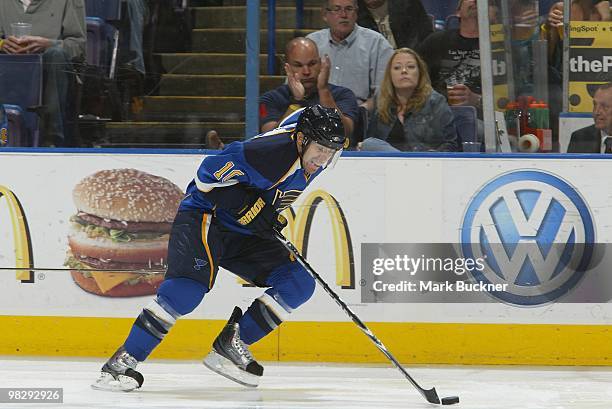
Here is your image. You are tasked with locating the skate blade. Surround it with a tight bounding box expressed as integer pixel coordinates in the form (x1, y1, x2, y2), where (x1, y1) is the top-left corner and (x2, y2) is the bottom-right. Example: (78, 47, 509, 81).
(91, 372, 140, 392)
(203, 350, 260, 387)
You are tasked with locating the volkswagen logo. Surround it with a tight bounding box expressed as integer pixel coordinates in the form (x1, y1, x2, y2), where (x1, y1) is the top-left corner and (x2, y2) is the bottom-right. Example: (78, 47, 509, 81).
(461, 170, 595, 306)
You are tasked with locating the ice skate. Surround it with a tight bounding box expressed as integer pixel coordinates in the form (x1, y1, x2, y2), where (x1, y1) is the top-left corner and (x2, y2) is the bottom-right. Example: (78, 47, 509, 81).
(91, 346, 144, 392)
(203, 306, 264, 387)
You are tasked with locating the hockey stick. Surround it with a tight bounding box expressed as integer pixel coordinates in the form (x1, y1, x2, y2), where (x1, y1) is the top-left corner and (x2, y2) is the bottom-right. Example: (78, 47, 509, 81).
(275, 230, 457, 405)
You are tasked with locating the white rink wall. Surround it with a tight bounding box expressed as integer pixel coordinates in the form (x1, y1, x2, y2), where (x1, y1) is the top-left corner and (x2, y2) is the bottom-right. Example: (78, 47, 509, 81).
(1, 151, 612, 365)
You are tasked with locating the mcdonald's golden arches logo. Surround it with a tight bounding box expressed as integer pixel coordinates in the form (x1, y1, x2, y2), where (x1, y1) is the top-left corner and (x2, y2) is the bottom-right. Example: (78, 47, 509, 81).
(282, 189, 355, 289)
(0, 185, 34, 282)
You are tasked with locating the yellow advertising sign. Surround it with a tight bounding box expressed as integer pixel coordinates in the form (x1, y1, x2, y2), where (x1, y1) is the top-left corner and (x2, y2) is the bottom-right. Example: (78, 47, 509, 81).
(0, 185, 34, 281)
(490, 24, 510, 110)
(490, 24, 504, 44)
(568, 22, 612, 112)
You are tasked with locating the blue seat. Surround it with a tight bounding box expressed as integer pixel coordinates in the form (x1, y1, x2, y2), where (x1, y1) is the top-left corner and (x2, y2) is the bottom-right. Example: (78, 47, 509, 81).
(1, 104, 28, 147)
(81, 16, 122, 123)
(85, 0, 122, 21)
(0, 54, 43, 146)
(421, 0, 459, 21)
(450, 105, 478, 146)
(86, 16, 118, 72)
(86, 17, 105, 67)
(445, 14, 460, 30)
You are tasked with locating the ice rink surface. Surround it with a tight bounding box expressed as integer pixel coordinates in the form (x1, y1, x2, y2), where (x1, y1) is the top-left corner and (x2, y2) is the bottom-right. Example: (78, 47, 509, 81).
(1, 357, 612, 409)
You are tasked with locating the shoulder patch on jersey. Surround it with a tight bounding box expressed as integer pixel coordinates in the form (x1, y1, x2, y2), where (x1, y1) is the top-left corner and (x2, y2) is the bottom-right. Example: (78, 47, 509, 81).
(213, 161, 235, 180)
(221, 169, 245, 182)
(259, 126, 295, 137)
(243, 131, 299, 185)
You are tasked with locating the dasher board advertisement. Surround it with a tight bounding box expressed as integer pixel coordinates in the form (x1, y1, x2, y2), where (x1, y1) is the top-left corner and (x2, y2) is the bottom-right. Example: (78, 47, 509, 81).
(490, 23, 510, 110)
(568, 21, 612, 112)
(2, 152, 612, 326)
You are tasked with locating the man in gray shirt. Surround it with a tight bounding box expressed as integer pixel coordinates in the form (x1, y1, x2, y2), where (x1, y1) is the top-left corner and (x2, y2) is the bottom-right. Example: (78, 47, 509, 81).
(306, 0, 393, 108)
(0, 0, 86, 146)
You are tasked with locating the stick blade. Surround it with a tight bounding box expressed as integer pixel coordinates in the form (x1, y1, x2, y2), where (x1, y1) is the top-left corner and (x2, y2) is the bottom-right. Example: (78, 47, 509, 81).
(422, 387, 441, 404)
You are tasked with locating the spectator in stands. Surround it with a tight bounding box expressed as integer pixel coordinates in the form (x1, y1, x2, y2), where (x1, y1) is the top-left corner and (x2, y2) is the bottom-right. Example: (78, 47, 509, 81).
(544, 0, 611, 58)
(511, 0, 540, 39)
(540, 0, 558, 15)
(259, 37, 359, 138)
(593, 0, 611, 20)
(306, 0, 393, 108)
(542, 2, 564, 77)
(416, 0, 483, 140)
(567, 83, 612, 153)
(356, 0, 433, 50)
(508, 0, 541, 96)
(416, 0, 482, 112)
(359, 48, 458, 152)
(541, 1, 610, 143)
(205, 130, 225, 150)
(125, 0, 148, 76)
(572, 0, 611, 20)
(0, 0, 86, 147)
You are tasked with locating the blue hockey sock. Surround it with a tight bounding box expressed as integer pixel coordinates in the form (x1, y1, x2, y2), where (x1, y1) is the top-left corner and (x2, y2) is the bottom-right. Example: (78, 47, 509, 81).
(124, 324, 162, 361)
(123, 277, 207, 361)
(239, 301, 273, 345)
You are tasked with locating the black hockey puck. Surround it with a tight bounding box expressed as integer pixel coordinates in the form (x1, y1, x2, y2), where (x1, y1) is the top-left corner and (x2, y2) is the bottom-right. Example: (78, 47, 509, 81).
(441, 396, 460, 405)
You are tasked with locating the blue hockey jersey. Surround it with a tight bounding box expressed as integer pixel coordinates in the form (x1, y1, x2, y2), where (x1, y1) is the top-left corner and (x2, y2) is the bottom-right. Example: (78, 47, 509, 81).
(179, 127, 324, 235)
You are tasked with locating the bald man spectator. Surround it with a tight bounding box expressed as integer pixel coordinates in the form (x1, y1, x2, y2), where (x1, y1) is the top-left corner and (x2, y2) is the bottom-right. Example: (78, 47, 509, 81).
(306, 0, 393, 108)
(0, 0, 86, 146)
(259, 37, 359, 138)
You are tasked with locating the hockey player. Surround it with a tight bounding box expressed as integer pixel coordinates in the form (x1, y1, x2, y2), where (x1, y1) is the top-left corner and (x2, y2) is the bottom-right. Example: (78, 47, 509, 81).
(92, 105, 346, 391)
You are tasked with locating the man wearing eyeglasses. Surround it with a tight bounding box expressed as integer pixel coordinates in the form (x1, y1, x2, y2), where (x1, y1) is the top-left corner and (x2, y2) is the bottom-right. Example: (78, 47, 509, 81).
(306, 0, 393, 111)
(567, 83, 612, 153)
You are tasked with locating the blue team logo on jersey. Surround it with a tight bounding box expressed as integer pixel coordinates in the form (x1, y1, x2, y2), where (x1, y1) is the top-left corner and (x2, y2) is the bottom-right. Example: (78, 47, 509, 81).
(461, 170, 595, 306)
(193, 258, 208, 271)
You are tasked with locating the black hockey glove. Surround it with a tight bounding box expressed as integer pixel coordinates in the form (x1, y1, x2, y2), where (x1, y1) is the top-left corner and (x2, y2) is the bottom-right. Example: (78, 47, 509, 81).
(233, 194, 287, 238)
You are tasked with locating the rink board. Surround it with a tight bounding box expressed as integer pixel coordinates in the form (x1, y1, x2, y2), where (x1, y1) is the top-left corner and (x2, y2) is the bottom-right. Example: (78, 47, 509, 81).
(2, 150, 612, 365)
(3, 316, 612, 365)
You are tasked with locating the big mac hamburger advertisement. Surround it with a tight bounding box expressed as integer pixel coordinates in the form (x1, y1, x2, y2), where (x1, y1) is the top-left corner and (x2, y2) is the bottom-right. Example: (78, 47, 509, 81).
(0, 154, 212, 318)
(65, 169, 183, 297)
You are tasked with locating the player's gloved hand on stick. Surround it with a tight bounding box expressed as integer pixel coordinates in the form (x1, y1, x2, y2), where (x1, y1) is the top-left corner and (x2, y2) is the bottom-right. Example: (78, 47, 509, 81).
(233, 193, 287, 238)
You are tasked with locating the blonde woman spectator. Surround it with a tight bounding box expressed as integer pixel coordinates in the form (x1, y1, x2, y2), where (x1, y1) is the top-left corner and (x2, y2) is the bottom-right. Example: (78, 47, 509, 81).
(359, 48, 458, 152)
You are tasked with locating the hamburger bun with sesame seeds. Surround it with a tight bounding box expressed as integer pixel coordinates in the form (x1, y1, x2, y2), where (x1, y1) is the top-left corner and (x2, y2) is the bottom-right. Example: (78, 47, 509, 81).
(65, 169, 183, 297)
